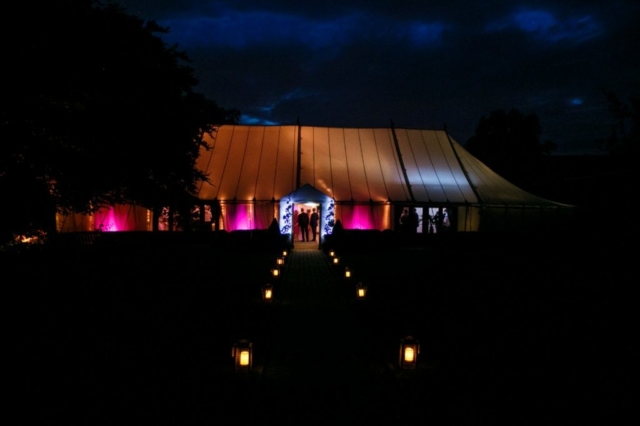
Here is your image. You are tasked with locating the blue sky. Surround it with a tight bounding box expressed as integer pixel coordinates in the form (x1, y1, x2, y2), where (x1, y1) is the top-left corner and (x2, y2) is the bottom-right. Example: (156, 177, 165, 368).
(115, 0, 639, 154)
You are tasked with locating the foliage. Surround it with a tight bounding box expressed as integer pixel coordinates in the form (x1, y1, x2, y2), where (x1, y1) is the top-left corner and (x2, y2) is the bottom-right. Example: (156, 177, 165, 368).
(323, 199, 335, 234)
(601, 90, 640, 158)
(0, 0, 239, 241)
(281, 198, 293, 234)
(0, 229, 48, 254)
(465, 109, 556, 186)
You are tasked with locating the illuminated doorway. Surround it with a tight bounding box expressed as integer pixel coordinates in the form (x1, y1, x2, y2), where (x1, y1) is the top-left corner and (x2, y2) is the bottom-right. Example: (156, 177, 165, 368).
(293, 202, 319, 242)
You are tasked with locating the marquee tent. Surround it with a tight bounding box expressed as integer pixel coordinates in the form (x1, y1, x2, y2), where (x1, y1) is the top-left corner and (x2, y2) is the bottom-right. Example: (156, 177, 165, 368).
(56, 124, 573, 235)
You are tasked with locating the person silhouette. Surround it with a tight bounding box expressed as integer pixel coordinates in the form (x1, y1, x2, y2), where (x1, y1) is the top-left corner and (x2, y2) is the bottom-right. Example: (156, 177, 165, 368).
(408, 207, 420, 234)
(293, 208, 300, 240)
(310, 207, 319, 241)
(399, 208, 410, 233)
(298, 209, 310, 241)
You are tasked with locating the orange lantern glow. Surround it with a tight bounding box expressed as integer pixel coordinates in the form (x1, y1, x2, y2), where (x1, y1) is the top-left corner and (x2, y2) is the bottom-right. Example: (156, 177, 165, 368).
(399, 336, 420, 369)
(332, 256, 340, 265)
(344, 267, 352, 279)
(356, 283, 367, 300)
(404, 347, 415, 362)
(276, 256, 285, 266)
(271, 266, 280, 277)
(329, 249, 336, 257)
(232, 339, 253, 372)
(262, 283, 274, 302)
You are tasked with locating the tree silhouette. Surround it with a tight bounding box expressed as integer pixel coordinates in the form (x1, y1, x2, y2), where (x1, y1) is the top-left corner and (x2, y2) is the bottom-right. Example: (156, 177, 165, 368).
(602, 90, 639, 159)
(0, 1, 239, 242)
(465, 109, 556, 187)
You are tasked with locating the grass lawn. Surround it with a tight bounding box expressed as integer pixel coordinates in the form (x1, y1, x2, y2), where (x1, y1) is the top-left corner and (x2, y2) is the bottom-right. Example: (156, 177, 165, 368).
(10, 230, 634, 424)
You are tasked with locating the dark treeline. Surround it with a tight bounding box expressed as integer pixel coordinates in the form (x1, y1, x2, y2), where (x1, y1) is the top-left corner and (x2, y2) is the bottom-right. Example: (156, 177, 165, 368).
(0, 1, 239, 243)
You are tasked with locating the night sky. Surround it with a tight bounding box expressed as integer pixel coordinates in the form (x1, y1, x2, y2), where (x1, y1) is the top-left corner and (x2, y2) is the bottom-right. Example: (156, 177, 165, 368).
(115, 0, 639, 154)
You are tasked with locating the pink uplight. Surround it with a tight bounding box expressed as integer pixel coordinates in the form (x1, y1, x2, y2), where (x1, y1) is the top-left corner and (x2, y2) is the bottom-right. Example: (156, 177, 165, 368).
(225, 204, 253, 231)
(94, 207, 121, 231)
(339, 205, 375, 229)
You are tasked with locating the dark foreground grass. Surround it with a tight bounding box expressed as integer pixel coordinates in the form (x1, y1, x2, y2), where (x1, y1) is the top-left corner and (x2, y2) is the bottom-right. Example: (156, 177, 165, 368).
(332, 231, 634, 424)
(11, 230, 634, 424)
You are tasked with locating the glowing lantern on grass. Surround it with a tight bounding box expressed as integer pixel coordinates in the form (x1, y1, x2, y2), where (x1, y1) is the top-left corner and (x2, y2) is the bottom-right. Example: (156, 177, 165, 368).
(356, 283, 367, 300)
(271, 266, 280, 277)
(344, 267, 352, 279)
(277, 256, 285, 266)
(332, 256, 340, 265)
(262, 283, 274, 302)
(399, 336, 420, 369)
(232, 339, 253, 372)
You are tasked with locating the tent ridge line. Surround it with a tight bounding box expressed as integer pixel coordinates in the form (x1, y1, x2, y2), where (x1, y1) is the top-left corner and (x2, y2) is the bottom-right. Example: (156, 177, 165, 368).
(446, 130, 483, 204)
(390, 121, 415, 202)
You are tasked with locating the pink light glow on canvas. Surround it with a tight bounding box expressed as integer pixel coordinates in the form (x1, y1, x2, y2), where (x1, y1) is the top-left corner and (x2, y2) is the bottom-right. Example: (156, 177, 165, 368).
(94, 207, 121, 232)
(91, 204, 150, 232)
(232, 204, 252, 229)
(223, 204, 253, 231)
(338, 205, 375, 229)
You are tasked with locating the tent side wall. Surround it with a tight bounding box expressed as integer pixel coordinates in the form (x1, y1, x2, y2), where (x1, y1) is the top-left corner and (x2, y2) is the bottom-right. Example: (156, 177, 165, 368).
(218, 200, 279, 231)
(334, 203, 393, 230)
(56, 204, 152, 232)
(456, 205, 481, 232)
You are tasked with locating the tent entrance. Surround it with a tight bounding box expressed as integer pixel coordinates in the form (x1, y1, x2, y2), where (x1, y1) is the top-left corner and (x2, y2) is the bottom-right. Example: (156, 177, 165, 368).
(280, 184, 332, 247)
(293, 202, 320, 242)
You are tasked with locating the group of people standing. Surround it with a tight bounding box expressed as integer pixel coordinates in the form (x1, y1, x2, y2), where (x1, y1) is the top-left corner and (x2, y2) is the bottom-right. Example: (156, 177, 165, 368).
(399, 207, 450, 234)
(293, 207, 319, 242)
(399, 207, 421, 234)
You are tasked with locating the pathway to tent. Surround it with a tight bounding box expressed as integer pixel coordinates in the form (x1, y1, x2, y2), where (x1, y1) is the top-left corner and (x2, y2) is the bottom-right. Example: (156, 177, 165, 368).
(250, 241, 402, 424)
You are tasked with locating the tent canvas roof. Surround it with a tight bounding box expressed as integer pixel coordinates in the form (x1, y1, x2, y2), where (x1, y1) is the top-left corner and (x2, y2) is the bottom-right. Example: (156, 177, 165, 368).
(285, 183, 331, 203)
(195, 124, 568, 208)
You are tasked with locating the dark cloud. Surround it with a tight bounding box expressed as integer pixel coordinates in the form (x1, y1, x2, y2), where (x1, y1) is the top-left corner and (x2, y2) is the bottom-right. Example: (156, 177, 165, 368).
(113, 0, 640, 154)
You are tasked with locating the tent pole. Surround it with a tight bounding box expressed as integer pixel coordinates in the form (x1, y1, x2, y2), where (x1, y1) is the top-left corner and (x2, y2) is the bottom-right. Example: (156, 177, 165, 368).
(296, 118, 302, 189)
(317, 204, 322, 250)
(290, 201, 295, 248)
(390, 120, 415, 202)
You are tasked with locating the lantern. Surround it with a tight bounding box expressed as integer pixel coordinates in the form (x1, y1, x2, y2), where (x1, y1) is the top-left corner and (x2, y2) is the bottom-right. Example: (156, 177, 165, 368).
(344, 267, 352, 279)
(332, 256, 340, 265)
(329, 249, 336, 257)
(271, 266, 280, 277)
(262, 283, 274, 302)
(232, 339, 253, 372)
(276, 256, 285, 266)
(282, 249, 288, 258)
(399, 336, 420, 369)
(356, 282, 367, 300)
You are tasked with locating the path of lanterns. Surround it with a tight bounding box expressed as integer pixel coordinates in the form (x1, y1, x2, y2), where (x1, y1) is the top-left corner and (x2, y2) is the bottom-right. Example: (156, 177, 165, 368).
(248, 243, 402, 423)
